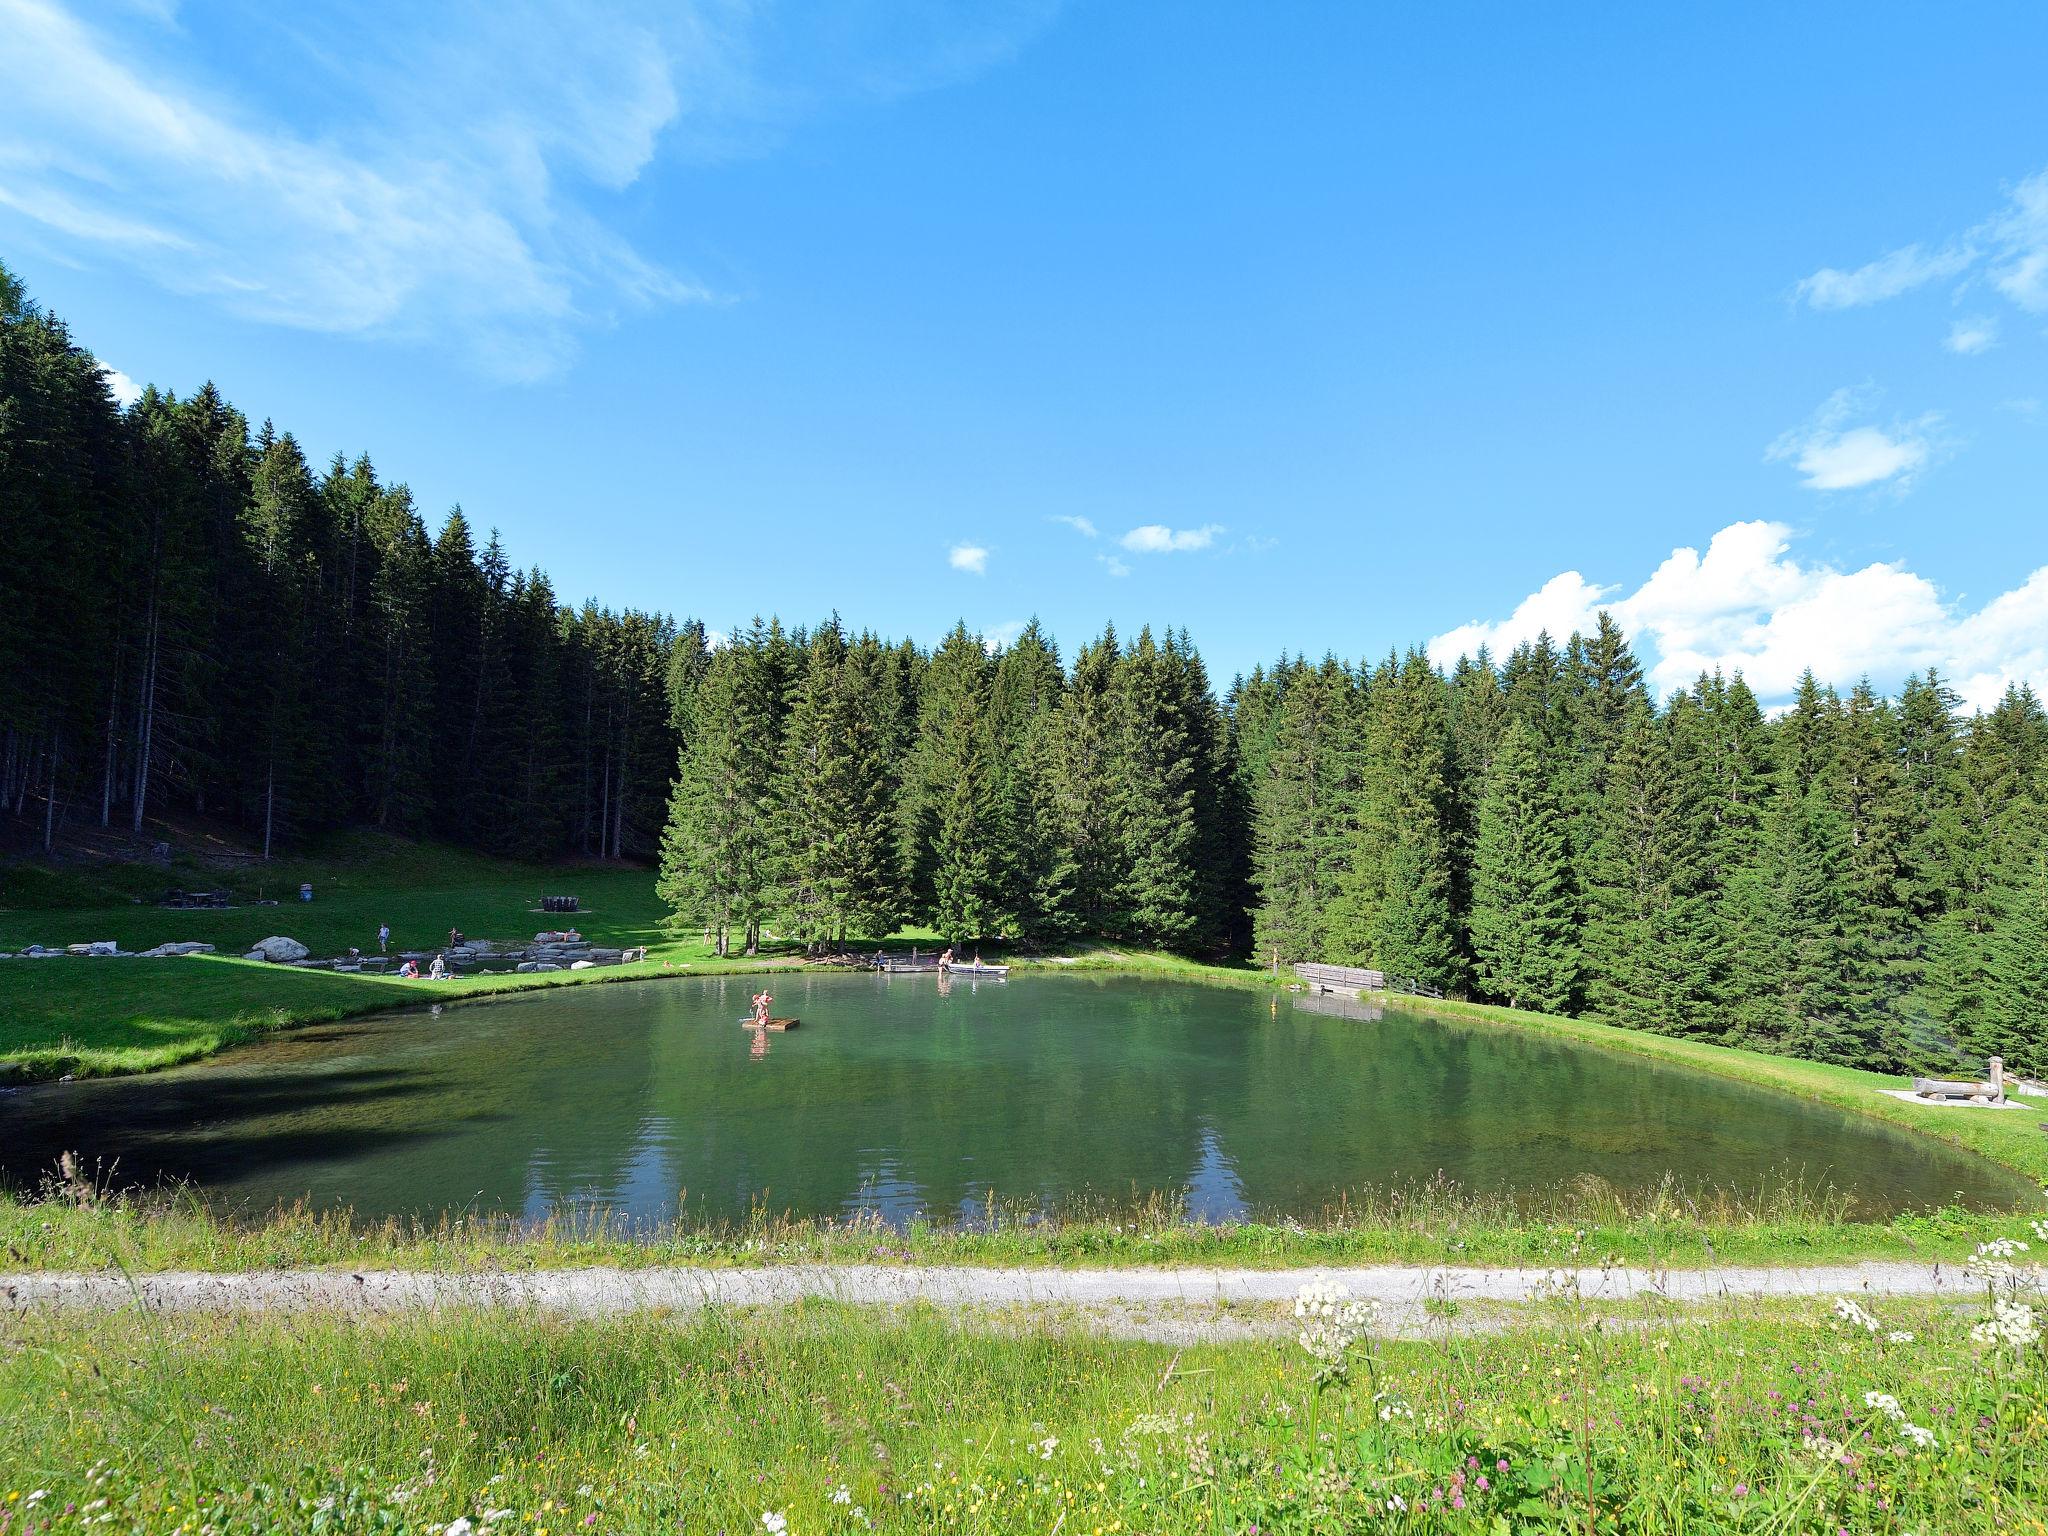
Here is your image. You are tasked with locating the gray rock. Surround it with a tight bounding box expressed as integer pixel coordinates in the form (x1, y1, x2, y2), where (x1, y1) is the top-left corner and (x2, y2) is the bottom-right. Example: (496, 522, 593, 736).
(249, 936, 310, 963)
(533, 962, 562, 973)
(243, 950, 266, 961)
(515, 961, 539, 973)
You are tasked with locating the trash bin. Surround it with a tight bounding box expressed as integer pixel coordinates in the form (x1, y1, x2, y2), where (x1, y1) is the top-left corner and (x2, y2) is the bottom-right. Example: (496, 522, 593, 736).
(299, 883, 313, 902)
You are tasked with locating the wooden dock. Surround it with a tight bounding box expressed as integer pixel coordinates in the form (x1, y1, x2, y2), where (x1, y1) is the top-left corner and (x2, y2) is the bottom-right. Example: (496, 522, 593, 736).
(874, 955, 1010, 977)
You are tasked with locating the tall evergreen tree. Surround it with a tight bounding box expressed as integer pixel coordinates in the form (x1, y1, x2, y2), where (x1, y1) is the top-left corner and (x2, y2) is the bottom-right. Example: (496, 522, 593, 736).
(1469, 718, 1579, 1011)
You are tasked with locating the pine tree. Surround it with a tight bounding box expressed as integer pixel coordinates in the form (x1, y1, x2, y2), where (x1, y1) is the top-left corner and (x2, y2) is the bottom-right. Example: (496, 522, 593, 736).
(985, 620, 1066, 939)
(656, 626, 781, 954)
(1251, 657, 1356, 965)
(901, 624, 1003, 940)
(1333, 650, 1463, 988)
(1042, 627, 1123, 935)
(1582, 700, 1718, 1035)
(1107, 628, 1202, 948)
(1469, 718, 1579, 1010)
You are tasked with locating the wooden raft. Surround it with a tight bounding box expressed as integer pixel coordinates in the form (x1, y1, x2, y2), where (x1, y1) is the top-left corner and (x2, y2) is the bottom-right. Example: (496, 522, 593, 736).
(741, 1016, 801, 1031)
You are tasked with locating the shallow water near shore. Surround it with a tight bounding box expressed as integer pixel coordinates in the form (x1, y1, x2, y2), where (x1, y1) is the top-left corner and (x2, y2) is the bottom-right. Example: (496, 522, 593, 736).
(2, 974, 2029, 1225)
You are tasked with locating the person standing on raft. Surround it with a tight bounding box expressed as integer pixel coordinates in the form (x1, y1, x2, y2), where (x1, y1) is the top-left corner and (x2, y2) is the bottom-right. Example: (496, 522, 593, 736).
(750, 988, 773, 1027)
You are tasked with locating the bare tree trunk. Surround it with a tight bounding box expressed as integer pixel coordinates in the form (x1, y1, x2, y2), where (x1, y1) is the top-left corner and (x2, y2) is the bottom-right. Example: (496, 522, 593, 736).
(263, 758, 275, 861)
(131, 590, 162, 833)
(43, 730, 61, 852)
(100, 641, 126, 827)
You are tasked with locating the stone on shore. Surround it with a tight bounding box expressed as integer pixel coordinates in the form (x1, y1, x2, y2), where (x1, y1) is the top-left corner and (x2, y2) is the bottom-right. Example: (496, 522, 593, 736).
(248, 936, 310, 963)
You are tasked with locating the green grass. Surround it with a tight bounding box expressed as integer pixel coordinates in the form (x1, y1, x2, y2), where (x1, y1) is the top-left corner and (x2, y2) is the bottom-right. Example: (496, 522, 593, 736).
(4, 1287, 2045, 1533)
(4, 1179, 2037, 1273)
(0, 839, 801, 1079)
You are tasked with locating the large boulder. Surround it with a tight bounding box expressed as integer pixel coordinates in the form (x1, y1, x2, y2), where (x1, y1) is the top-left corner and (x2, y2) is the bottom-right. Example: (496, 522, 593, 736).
(249, 935, 309, 963)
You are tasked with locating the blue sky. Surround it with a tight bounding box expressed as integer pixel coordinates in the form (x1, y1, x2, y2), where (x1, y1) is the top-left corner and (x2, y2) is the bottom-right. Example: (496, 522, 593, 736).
(4, 1, 2046, 707)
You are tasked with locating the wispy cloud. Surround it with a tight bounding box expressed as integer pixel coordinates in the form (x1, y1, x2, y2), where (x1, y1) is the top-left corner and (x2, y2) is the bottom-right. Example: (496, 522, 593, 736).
(1120, 522, 1222, 554)
(949, 543, 989, 575)
(1795, 164, 2048, 323)
(1766, 387, 1942, 492)
(0, 0, 1056, 380)
(1795, 243, 1974, 310)
(982, 619, 1027, 653)
(1050, 514, 1098, 538)
(1098, 554, 1131, 578)
(1945, 316, 1999, 355)
(1429, 520, 2048, 712)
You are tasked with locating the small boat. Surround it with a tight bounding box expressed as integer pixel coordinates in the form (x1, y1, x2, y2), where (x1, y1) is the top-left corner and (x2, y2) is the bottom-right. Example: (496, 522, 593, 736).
(740, 1016, 800, 1031)
(949, 963, 1010, 977)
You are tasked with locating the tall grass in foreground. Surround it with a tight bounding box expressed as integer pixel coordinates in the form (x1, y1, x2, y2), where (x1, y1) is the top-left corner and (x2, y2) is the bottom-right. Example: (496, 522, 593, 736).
(1, 1170, 2018, 1272)
(3, 1275, 2045, 1533)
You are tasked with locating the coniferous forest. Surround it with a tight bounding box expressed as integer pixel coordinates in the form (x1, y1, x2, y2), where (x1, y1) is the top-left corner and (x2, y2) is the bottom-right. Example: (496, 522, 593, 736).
(6, 264, 2045, 1076)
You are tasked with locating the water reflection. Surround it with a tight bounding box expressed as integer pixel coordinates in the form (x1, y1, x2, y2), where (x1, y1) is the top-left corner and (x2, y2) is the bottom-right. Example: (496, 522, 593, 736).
(1, 974, 2031, 1226)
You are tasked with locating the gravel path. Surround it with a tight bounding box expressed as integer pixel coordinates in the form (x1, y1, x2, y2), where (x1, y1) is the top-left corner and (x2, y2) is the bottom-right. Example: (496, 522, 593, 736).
(1, 1260, 1969, 1333)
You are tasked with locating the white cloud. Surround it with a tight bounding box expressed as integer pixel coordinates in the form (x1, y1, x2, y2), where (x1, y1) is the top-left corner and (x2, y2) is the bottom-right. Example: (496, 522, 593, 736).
(1945, 316, 1998, 355)
(1120, 522, 1222, 554)
(1098, 554, 1131, 578)
(1050, 515, 1098, 538)
(99, 364, 141, 406)
(1795, 243, 1974, 310)
(1766, 388, 1939, 492)
(982, 619, 1027, 653)
(1795, 165, 2048, 324)
(0, 0, 1053, 379)
(1428, 519, 2048, 712)
(948, 543, 988, 575)
(1427, 570, 1614, 669)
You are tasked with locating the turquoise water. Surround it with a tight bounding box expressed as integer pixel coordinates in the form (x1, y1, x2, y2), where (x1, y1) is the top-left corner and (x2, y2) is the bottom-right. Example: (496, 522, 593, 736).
(2, 974, 2028, 1224)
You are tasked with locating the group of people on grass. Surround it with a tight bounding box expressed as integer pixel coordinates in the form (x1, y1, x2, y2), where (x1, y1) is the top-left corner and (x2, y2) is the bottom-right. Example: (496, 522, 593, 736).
(373, 919, 453, 980)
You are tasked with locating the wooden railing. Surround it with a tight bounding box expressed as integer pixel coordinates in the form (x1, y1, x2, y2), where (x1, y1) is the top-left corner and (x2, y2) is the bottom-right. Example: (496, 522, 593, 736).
(1293, 962, 1444, 1001)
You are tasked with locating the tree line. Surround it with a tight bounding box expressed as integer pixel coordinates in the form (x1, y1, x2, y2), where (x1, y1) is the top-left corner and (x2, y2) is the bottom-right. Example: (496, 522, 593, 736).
(1, 263, 678, 860)
(6, 261, 2042, 1075)
(657, 617, 1248, 960)
(1238, 619, 2048, 1076)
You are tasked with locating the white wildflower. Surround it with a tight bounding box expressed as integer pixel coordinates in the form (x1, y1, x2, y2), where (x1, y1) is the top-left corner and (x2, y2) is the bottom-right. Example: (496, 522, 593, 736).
(1035, 1436, 1058, 1460)
(443, 1521, 474, 1536)
(1970, 1297, 2042, 1352)
(1386, 1494, 1408, 1512)
(831, 1486, 852, 1506)
(1863, 1390, 1901, 1416)
(762, 1513, 788, 1535)
(1900, 1422, 1939, 1450)
(1802, 1433, 1848, 1464)
(1886, 1330, 1916, 1343)
(1831, 1297, 1881, 1333)
(1295, 1279, 1380, 1378)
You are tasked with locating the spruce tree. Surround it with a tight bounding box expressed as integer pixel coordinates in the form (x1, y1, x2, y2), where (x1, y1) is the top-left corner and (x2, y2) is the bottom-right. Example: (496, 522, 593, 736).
(1250, 657, 1356, 965)
(1468, 718, 1578, 1010)
(1582, 700, 1718, 1035)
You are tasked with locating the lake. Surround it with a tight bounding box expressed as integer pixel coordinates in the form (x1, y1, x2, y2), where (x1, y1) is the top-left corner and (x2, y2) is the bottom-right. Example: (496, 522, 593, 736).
(2, 973, 2028, 1224)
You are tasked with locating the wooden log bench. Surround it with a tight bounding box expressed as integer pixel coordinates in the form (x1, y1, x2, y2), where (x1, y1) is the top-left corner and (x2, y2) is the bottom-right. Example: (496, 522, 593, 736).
(1913, 1057, 2007, 1104)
